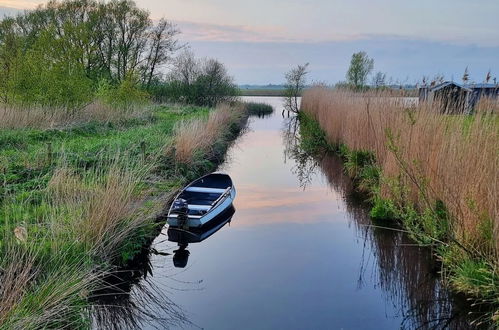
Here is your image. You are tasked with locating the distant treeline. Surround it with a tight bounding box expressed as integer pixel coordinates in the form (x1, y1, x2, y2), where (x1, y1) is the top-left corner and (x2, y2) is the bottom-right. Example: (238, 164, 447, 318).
(0, 0, 238, 108)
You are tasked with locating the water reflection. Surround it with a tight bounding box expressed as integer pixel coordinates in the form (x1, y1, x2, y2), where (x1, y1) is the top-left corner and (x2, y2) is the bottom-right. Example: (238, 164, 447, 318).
(283, 116, 477, 329)
(89, 245, 190, 330)
(168, 205, 236, 268)
(90, 97, 484, 330)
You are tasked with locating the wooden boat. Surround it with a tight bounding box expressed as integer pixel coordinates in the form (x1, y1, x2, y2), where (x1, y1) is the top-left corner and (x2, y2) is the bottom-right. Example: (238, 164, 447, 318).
(167, 173, 236, 229)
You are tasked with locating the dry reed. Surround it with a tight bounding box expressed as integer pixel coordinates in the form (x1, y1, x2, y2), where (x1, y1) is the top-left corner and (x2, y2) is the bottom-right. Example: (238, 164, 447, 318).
(170, 103, 245, 164)
(0, 101, 151, 130)
(301, 88, 499, 258)
(46, 155, 156, 261)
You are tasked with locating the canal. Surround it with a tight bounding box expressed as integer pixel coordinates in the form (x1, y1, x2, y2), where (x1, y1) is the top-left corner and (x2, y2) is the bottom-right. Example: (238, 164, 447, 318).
(93, 96, 475, 330)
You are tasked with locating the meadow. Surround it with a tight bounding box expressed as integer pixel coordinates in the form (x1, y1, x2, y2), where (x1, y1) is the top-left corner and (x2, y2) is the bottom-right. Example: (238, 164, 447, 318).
(0, 102, 249, 329)
(301, 88, 499, 325)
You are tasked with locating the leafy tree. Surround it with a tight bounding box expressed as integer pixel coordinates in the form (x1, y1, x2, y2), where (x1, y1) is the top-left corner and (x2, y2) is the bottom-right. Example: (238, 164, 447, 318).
(346, 51, 374, 89)
(284, 63, 309, 113)
(0, 0, 180, 107)
(150, 51, 238, 106)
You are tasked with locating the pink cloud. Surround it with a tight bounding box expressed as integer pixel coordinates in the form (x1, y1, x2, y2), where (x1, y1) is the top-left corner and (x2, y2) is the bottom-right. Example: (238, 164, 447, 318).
(175, 20, 296, 43)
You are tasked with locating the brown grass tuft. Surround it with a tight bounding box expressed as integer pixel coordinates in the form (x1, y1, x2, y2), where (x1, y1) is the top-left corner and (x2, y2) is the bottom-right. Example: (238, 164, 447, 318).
(170, 103, 245, 164)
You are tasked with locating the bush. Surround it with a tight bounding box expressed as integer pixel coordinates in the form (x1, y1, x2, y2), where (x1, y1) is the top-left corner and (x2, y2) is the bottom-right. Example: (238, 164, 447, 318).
(245, 102, 274, 116)
(96, 76, 150, 110)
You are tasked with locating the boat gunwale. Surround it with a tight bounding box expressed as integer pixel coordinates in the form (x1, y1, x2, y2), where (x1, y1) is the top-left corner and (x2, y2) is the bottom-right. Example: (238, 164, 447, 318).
(167, 172, 234, 222)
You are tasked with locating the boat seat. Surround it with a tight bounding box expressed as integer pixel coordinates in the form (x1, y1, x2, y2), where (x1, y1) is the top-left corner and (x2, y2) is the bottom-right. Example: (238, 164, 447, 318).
(188, 204, 211, 211)
(185, 187, 226, 193)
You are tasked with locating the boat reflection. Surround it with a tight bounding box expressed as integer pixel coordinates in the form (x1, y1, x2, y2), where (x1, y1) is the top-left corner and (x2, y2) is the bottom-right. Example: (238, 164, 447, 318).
(168, 205, 236, 268)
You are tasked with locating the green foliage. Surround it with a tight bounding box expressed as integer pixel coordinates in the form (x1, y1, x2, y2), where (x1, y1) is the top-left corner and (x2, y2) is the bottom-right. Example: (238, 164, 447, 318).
(149, 55, 239, 107)
(344, 150, 375, 178)
(346, 51, 374, 90)
(96, 76, 150, 110)
(245, 102, 274, 116)
(297, 112, 334, 154)
(0, 0, 179, 107)
(357, 164, 380, 192)
(370, 198, 397, 221)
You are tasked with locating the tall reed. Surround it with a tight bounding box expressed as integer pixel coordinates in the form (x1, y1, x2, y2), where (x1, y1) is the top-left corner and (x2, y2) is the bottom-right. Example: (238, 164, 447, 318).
(170, 103, 246, 164)
(301, 88, 498, 257)
(0, 101, 151, 130)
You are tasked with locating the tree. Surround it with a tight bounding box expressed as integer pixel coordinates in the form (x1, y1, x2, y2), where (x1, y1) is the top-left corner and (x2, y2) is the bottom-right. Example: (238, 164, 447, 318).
(142, 19, 180, 88)
(346, 51, 373, 89)
(284, 63, 309, 114)
(371, 71, 386, 88)
(151, 52, 238, 106)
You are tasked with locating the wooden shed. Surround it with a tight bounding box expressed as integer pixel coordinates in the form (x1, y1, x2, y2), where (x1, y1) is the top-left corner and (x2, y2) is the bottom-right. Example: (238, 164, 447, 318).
(419, 81, 499, 114)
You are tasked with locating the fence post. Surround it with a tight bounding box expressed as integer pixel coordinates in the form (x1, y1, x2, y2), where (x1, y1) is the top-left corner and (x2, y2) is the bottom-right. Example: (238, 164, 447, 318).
(47, 143, 53, 165)
(140, 141, 146, 160)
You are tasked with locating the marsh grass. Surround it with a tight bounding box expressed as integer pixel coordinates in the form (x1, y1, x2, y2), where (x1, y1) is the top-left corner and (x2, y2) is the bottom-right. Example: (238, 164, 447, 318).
(301, 88, 499, 321)
(244, 102, 274, 116)
(0, 101, 152, 130)
(170, 103, 246, 164)
(0, 102, 248, 329)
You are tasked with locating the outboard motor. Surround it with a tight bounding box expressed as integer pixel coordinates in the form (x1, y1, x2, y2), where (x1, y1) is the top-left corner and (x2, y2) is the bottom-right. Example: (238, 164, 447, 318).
(173, 246, 190, 268)
(172, 198, 188, 214)
(172, 198, 189, 229)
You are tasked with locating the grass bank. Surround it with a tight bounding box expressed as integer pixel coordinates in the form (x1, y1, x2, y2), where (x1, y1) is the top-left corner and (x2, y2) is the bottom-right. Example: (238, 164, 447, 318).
(0, 102, 249, 329)
(300, 88, 498, 326)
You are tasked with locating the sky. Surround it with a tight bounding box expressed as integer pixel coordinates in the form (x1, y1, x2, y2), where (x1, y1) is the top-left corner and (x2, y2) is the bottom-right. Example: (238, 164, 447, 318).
(1, 0, 498, 84)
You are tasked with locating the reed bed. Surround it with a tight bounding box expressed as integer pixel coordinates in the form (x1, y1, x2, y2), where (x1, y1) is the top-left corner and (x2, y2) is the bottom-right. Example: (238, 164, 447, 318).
(0, 102, 249, 329)
(302, 87, 499, 322)
(170, 103, 246, 164)
(301, 87, 498, 259)
(0, 102, 151, 130)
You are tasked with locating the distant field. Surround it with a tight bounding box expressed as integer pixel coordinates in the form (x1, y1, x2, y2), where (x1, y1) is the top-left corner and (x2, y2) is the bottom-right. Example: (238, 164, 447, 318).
(239, 89, 288, 96)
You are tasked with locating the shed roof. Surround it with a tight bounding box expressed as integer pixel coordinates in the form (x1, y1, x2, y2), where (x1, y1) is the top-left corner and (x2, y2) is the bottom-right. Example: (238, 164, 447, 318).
(464, 83, 499, 89)
(431, 81, 472, 92)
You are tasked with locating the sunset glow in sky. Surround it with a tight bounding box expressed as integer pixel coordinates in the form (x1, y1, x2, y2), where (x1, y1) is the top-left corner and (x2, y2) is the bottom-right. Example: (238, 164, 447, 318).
(1, 0, 498, 84)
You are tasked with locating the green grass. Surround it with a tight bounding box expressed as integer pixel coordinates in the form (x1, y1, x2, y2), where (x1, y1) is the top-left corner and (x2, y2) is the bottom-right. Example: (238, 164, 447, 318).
(244, 102, 274, 116)
(0, 103, 248, 329)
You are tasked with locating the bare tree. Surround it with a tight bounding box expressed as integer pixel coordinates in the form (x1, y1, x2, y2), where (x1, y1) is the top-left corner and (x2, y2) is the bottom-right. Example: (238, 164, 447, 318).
(143, 18, 180, 88)
(371, 71, 386, 88)
(169, 49, 199, 85)
(284, 63, 309, 114)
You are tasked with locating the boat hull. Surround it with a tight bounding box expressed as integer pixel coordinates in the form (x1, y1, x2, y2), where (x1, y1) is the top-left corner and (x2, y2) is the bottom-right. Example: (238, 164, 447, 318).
(167, 186, 236, 228)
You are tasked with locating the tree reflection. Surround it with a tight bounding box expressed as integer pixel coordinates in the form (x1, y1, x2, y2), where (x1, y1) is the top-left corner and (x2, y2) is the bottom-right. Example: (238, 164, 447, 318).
(282, 119, 479, 330)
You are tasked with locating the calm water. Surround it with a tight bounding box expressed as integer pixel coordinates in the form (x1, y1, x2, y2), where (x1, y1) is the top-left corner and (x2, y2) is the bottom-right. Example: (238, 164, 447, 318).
(93, 97, 476, 330)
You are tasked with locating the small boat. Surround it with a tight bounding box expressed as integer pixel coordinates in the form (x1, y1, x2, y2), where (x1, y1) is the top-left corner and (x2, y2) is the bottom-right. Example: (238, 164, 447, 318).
(168, 205, 235, 268)
(167, 173, 236, 229)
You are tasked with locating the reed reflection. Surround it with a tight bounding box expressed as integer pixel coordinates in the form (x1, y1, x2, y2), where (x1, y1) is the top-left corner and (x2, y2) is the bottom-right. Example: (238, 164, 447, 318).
(282, 117, 476, 330)
(89, 246, 190, 330)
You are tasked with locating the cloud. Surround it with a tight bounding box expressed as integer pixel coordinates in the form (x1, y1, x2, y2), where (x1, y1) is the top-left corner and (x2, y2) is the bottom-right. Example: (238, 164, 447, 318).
(175, 20, 298, 43)
(0, 1, 40, 10)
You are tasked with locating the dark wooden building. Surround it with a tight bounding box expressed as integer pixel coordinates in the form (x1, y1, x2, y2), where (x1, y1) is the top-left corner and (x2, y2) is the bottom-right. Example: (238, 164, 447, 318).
(419, 81, 498, 114)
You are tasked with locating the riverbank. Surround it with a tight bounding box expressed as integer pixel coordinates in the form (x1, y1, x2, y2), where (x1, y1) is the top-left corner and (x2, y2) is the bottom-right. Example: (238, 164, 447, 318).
(0, 102, 249, 329)
(300, 88, 498, 326)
